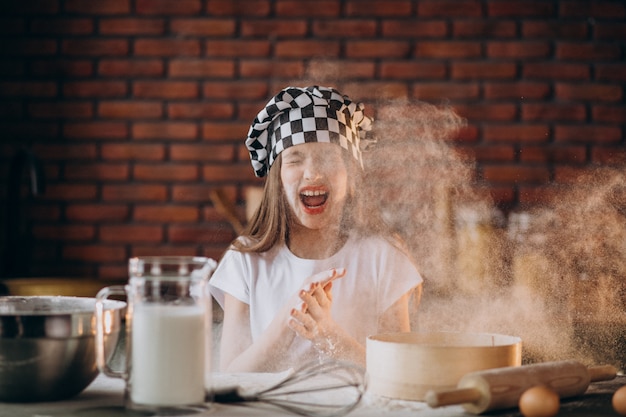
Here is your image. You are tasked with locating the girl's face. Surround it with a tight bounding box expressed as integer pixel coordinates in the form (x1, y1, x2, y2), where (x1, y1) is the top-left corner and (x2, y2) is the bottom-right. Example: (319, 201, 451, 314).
(280, 142, 349, 232)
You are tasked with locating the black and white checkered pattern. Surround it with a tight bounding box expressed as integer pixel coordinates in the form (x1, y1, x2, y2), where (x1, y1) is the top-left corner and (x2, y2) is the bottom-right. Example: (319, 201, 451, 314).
(245, 86, 373, 177)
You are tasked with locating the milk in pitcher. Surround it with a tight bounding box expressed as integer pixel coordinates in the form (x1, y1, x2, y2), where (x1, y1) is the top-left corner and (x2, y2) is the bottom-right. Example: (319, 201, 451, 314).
(130, 304, 205, 406)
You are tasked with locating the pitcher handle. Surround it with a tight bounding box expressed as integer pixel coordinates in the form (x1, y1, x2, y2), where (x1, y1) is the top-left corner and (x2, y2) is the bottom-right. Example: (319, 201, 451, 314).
(96, 285, 127, 379)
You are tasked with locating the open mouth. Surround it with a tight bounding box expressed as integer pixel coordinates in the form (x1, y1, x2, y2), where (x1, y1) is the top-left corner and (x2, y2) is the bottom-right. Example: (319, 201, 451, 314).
(300, 189, 328, 208)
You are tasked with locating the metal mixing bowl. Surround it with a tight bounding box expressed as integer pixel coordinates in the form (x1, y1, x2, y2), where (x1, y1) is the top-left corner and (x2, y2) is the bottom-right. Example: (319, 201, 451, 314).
(0, 296, 125, 402)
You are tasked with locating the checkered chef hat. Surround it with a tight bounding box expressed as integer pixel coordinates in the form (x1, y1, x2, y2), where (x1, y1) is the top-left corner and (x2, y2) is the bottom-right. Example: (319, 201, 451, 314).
(245, 86, 373, 177)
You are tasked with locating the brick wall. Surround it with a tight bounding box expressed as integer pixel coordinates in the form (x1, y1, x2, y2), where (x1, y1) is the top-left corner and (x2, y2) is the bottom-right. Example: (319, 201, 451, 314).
(0, 0, 624, 280)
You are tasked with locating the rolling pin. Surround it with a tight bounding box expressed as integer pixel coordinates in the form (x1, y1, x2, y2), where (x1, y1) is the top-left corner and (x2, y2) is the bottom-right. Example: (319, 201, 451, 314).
(425, 360, 617, 414)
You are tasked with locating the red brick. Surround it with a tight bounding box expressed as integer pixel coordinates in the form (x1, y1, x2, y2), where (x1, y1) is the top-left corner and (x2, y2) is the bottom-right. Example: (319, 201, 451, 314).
(555, 83, 622, 102)
(29, 204, 61, 221)
(560, 1, 626, 18)
(453, 103, 517, 122)
(0, 39, 57, 55)
(206, 40, 270, 57)
(33, 143, 97, 160)
(99, 18, 165, 35)
(65, 0, 130, 13)
(203, 81, 268, 99)
(133, 81, 199, 99)
(0, 81, 57, 97)
(483, 124, 550, 143)
(451, 62, 517, 80)
(43, 184, 98, 200)
(168, 59, 234, 78)
(242, 19, 307, 37)
(342, 82, 408, 100)
(519, 145, 587, 164)
(171, 18, 235, 36)
(523, 63, 590, 80)
(134, 164, 200, 181)
(276, 41, 341, 58)
(170, 144, 235, 161)
(29, 59, 94, 78)
(553, 166, 589, 184)
(379, 61, 446, 79)
(522, 21, 588, 39)
(346, 41, 411, 59)
(62, 245, 127, 262)
(382, 20, 446, 38)
(592, 105, 626, 123)
(412, 83, 480, 101)
(465, 145, 516, 163)
(276, 1, 340, 17)
(554, 125, 622, 144)
(487, 41, 551, 59)
(97, 265, 129, 280)
(134, 205, 199, 222)
(62, 39, 129, 56)
(206, 0, 270, 16)
(522, 103, 587, 122)
(63, 122, 128, 139)
(98, 59, 164, 77)
(98, 101, 163, 119)
(29, 102, 93, 119)
(556, 42, 621, 61)
(100, 225, 163, 243)
(594, 22, 626, 40)
(132, 122, 198, 140)
(454, 124, 480, 143)
(592, 147, 626, 164)
(312, 20, 378, 38)
(482, 165, 550, 183)
(65, 163, 130, 181)
(418, 0, 482, 17)
(346, 1, 412, 16)
(134, 39, 200, 57)
(518, 185, 557, 205)
(453, 20, 516, 38)
(303, 60, 375, 80)
(488, 186, 516, 207)
(201, 163, 256, 183)
(202, 122, 250, 141)
(488, 1, 556, 17)
(416, 41, 481, 58)
(239, 59, 305, 78)
(168, 102, 234, 120)
(102, 184, 167, 201)
(101, 143, 166, 160)
(33, 225, 95, 241)
(484, 82, 550, 100)
(132, 246, 199, 257)
(172, 185, 213, 202)
(63, 81, 128, 97)
(136, 0, 201, 14)
(66, 204, 129, 221)
(0, 122, 58, 139)
(30, 18, 93, 35)
(169, 224, 234, 244)
(595, 64, 626, 82)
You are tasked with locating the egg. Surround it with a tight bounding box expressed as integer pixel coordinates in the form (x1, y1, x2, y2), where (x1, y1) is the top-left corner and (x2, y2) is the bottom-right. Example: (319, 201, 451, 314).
(518, 385, 560, 417)
(613, 385, 626, 416)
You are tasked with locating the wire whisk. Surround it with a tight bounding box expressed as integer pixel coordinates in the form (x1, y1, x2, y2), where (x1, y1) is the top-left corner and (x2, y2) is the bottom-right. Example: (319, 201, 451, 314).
(212, 360, 367, 417)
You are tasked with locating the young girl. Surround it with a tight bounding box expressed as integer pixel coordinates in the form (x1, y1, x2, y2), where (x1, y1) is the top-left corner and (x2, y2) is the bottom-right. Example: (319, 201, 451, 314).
(209, 86, 423, 372)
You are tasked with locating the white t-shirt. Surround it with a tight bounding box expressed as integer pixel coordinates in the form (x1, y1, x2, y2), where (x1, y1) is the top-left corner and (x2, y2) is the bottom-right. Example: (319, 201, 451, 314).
(209, 234, 422, 364)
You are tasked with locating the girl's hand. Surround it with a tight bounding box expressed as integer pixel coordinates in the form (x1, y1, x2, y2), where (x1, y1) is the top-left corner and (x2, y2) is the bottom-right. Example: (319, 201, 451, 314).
(288, 268, 346, 354)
